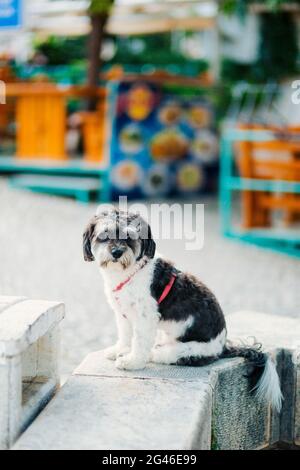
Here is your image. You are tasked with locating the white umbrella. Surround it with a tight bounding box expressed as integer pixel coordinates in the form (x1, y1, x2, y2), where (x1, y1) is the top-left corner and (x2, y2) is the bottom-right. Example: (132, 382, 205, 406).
(27, 0, 217, 36)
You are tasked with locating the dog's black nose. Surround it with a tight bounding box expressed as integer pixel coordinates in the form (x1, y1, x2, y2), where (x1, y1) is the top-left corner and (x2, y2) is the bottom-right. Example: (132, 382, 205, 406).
(111, 248, 124, 259)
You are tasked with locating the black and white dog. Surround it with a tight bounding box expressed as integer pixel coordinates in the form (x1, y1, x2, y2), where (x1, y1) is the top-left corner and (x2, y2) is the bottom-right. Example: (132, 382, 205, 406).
(83, 208, 282, 412)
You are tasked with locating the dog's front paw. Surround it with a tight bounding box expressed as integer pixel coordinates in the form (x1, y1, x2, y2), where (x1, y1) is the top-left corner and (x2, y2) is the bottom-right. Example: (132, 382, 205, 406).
(103, 345, 131, 361)
(116, 354, 146, 370)
(103, 345, 119, 360)
(116, 347, 131, 358)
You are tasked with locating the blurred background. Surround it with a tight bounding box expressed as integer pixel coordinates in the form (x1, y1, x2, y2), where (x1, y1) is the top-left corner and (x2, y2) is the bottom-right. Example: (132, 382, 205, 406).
(0, 0, 299, 377)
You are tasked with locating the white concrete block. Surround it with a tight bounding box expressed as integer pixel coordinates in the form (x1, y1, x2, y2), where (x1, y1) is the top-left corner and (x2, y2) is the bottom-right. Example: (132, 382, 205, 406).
(13, 374, 213, 450)
(0, 299, 64, 357)
(0, 356, 22, 449)
(227, 311, 300, 447)
(0, 296, 65, 449)
(226, 311, 300, 350)
(74, 350, 213, 381)
(294, 351, 300, 446)
(12, 311, 300, 450)
(0, 296, 26, 314)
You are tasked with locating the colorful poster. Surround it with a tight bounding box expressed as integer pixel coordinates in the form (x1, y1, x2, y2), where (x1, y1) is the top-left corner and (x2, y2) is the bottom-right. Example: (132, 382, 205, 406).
(110, 80, 218, 199)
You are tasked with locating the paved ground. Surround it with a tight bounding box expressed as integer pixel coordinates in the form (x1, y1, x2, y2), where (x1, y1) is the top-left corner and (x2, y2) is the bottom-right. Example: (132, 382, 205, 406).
(0, 178, 299, 376)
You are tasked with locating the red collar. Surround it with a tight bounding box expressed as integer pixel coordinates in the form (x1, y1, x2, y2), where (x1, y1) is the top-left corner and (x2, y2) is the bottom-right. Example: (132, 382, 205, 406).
(158, 274, 177, 304)
(113, 258, 148, 293)
(112, 261, 177, 305)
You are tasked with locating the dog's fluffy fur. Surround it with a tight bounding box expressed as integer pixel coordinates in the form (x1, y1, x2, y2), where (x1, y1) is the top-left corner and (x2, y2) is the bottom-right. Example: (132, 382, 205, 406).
(83, 208, 283, 412)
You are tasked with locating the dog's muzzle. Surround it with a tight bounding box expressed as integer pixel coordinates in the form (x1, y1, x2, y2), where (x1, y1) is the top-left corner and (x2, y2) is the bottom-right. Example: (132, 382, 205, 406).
(111, 247, 125, 260)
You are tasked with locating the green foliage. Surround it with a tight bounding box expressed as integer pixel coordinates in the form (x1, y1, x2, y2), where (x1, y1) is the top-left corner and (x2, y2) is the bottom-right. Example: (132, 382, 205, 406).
(88, 0, 114, 15)
(256, 12, 298, 80)
(220, 0, 300, 15)
(220, 2, 300, 83)
(31, 32, 209, 80)
(221, 59, 255, 83)
(108, 35, 208, 75)
(222, 10, 299, 84)
(34, 36, 87, 66)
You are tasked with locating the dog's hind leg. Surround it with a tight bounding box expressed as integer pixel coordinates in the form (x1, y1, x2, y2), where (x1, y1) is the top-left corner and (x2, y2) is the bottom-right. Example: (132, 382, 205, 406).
(150, 329, 226, 365)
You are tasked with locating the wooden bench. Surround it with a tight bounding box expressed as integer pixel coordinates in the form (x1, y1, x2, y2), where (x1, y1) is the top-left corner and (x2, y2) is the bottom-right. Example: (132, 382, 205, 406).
(236, 124, 300, 228)
(5, 83, 107, 162)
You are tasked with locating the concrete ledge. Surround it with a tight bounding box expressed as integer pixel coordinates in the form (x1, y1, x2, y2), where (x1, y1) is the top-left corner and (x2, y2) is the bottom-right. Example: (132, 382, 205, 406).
(14, 374, 213, 450)
(0, 296, 26, 314)
(295, 350, 300, 446)
(0, 296, 65, 449)
(0, 299, 64, 357)
(13, 311, 300, 450)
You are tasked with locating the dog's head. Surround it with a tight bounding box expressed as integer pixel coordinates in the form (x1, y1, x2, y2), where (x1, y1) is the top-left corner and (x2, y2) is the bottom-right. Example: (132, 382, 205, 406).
(83, 208, 156, 270)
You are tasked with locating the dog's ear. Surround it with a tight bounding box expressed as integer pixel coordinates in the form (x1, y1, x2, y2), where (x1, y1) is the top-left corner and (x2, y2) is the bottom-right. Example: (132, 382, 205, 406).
(83, 218, 97, 262)
(137, 222, 156, 260)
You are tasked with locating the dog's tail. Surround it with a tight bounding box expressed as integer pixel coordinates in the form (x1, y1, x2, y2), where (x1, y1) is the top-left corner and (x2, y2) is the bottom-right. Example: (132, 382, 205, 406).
(219, 342, 283, 413)
(176, 341, 283, 412)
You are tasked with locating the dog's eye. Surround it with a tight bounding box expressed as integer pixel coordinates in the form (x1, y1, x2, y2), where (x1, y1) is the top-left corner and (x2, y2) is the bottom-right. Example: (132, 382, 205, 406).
(98, 234, 109, 243)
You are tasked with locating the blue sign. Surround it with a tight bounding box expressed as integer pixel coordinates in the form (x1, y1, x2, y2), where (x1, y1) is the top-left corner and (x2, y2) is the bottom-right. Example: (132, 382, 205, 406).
(0, 0, 22, 29)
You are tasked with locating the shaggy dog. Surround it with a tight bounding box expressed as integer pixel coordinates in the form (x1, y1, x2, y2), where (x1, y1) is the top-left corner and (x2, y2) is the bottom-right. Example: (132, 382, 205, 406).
(83, 208, 282, 412)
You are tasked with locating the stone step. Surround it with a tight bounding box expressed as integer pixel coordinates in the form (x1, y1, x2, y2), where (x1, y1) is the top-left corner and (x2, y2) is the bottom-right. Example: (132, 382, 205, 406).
(0, 296, 26, 314)
(13, 312, 300, 450)
(12, 372, 213, 450)
(0, 299, 64, 357)
(0, 296, 65, 449)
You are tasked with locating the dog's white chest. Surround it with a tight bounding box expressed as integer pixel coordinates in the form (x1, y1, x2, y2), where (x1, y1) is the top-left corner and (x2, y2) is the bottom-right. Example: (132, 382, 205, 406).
(109, 282, 150, 319)
(114, 284, 140, 312)
(104, 263, 156, 320)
